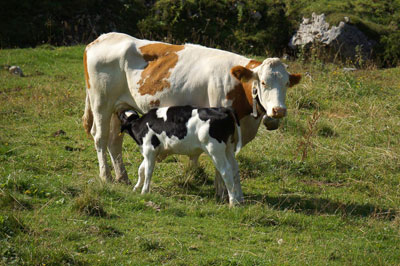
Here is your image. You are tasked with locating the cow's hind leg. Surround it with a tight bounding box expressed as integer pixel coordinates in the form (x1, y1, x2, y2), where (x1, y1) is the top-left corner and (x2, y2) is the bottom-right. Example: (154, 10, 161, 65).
(91, 108, 113, 182)
(108, 114, 130, 184)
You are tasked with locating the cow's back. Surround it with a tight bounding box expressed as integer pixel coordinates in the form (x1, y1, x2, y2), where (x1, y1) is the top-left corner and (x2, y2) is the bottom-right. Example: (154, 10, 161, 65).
(85, 33, 253, 115)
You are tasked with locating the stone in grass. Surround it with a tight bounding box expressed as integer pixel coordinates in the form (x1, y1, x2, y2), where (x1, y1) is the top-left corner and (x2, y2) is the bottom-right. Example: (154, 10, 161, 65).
(8, 66, 24, 77)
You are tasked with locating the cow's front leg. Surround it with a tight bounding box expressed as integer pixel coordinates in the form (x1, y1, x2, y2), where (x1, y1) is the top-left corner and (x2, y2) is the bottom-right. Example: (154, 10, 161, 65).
(215, 170, 228, 202)
(108, 114, 130, 184)
(188, 154, 200, 168)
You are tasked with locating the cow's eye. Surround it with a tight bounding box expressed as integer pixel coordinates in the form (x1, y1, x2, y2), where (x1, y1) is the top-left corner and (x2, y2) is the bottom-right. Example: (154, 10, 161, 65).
(261, 81, 266, 87)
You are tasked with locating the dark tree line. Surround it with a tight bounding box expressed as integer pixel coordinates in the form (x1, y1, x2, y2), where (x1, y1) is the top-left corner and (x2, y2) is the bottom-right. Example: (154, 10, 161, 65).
(1, 0, 399, 66)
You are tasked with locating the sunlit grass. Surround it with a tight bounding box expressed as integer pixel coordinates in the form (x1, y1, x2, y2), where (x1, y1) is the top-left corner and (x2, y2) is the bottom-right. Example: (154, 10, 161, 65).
(0, 46, 399, 265)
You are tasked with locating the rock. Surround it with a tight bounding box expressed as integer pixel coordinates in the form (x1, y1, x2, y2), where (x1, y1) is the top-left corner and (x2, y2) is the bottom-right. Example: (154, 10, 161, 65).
(289, 13, 376, 62)
(8, 66, 24, 77)
(342, 67, 357, 72)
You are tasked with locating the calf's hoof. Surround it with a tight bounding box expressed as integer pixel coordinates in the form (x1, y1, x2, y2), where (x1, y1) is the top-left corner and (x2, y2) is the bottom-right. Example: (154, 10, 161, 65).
(228, 198, 243, 207)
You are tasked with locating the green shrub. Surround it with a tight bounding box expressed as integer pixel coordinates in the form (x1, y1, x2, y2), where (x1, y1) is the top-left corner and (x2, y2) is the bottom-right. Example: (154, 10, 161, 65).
(137, 0, 291, 55)
(380, 32, 400, 67)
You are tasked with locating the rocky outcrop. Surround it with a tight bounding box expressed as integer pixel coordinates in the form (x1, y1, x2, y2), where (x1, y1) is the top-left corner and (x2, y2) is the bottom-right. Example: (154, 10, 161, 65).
(289, 13, 376, 62)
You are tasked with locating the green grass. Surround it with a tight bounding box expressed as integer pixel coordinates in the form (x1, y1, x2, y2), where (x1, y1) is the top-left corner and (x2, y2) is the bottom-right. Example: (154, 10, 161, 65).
(1, 46, 400, 265)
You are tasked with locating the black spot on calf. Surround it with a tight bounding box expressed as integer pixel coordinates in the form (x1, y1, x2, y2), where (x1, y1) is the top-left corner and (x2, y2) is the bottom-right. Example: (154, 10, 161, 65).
(198, 107, 236, 144)
(151, 135, 160, 148)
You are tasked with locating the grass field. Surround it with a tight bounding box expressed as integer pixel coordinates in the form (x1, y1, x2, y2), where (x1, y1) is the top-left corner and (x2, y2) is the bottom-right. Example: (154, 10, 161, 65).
(1, 45, 399, 265)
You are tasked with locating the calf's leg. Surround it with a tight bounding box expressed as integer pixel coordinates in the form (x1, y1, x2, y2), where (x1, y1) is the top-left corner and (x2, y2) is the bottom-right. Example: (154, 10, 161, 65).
(134, 160, 145, 192)
(141, 152, 156, 194)
(226, 146, 243, 202)
(206, 144, 240, 206)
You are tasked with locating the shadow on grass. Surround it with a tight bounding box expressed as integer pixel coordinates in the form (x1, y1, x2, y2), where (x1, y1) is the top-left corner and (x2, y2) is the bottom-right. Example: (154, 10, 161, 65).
(245, 193, 397, 220)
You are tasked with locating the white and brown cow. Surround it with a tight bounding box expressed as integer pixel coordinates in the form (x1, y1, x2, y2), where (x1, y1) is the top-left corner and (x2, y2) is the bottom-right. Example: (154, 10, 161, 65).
(82, 32, 301, 196)
(119, 106, 243, 206)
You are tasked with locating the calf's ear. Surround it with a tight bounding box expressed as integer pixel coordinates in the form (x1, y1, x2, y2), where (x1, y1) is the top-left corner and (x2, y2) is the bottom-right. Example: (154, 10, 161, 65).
(289, 74, 302, 87)
(231, 66, 256, 83)
(118, 111, 128, 124)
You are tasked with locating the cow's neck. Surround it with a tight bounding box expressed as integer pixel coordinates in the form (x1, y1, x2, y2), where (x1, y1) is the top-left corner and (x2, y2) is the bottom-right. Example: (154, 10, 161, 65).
(239, 114, 263, 146)
(226, 60, 267, 144)
(226, 80, 265, 146)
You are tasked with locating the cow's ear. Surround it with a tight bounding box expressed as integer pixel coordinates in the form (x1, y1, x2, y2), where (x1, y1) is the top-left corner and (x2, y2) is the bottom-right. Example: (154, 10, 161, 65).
(231, 66, 255, 83)
(289, 74, 301, 87)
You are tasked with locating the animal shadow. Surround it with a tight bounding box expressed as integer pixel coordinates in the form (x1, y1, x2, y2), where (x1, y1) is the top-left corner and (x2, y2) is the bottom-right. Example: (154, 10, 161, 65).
(245, 193, 397, 220)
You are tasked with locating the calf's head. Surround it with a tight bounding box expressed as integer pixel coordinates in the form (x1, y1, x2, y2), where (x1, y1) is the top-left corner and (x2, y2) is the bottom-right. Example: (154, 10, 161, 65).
(118, 110, 140, 133)
(231, 58, 301, 130)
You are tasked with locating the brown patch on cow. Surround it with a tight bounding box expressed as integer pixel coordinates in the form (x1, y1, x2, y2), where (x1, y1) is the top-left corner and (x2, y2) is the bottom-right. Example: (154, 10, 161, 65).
(289, 73, 302, 87)
(83, 49, 90, 89)
(138, 43, 184, 96)
(226, 81, 254, 120)
(149, 99, 160, 108)
(246, 60, 262, 69)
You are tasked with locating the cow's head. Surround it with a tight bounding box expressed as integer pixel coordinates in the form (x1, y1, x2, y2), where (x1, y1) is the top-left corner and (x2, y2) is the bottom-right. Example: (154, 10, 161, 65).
(231, 58, 301, 130)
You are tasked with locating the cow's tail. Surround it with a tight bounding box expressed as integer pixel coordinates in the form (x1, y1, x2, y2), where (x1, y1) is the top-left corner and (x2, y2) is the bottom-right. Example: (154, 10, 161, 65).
(231, 110, 242, 155)
(82, 89, 93, 137)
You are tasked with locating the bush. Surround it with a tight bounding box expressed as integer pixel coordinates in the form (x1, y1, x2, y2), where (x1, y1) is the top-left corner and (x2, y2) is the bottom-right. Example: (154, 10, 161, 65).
(380, 32, 400, 67)
(137, 0, 291, 56)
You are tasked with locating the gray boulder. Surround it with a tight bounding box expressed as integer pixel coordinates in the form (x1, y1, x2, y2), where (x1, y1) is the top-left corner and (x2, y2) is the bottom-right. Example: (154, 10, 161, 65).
(289, 13, 376, 62)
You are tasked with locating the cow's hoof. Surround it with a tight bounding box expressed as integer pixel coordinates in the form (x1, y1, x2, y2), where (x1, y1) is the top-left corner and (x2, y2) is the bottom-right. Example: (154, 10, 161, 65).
(229, 198, 242, 207)
(263, 116, 280, 130)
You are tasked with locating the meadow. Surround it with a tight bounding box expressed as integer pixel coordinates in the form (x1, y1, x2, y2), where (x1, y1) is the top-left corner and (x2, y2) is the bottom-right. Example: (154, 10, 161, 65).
(1, 45, 399, 265)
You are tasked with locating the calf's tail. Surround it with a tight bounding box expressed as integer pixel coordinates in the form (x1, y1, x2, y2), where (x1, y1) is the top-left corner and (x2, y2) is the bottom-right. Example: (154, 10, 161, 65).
(82, 90, 93, 137)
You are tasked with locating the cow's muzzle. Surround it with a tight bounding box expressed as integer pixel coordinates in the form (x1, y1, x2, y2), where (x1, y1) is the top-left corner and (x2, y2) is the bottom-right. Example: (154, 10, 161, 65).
(263, 116, 280, 130)
(272, 107, 286, 119)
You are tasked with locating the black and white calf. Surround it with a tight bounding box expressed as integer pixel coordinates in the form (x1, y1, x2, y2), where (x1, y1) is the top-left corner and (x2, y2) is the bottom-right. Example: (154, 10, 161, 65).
(119, 105, 243, 206)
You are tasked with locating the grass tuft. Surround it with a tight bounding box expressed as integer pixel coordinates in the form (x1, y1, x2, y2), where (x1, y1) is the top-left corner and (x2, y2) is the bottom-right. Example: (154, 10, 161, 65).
(73, 187, 108, 217)
(0, 191, 32, 210)
(174, 165, 212, 189)
(137, 236, 164, 251)
(0, 215, 27, 240)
